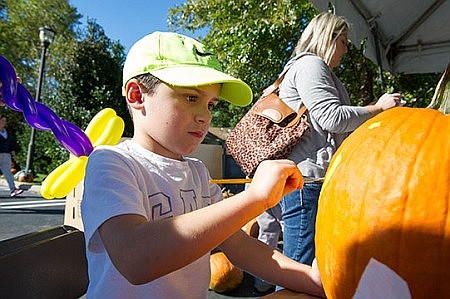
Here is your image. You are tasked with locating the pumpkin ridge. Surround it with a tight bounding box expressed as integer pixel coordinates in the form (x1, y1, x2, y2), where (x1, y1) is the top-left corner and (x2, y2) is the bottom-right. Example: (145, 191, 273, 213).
(397, 109, 436, 278)
(380, 109, 440, 292)
(317, 129, 366, 296)
(443, 113, 450, 293)
(353, 108, 415, 288)
(412, 112, 450, 294)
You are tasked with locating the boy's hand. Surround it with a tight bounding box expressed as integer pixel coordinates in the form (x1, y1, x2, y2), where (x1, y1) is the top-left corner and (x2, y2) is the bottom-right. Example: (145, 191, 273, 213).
(247, 159, 303, 210)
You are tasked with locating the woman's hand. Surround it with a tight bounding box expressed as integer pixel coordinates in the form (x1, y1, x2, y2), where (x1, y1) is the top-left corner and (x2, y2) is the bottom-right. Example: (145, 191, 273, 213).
(365, 92, 402, 116)
(375, 92, 402, 111)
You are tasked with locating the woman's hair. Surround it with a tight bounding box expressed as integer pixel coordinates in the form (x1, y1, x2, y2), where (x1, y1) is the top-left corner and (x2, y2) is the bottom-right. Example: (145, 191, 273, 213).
(294, 12, 350, 65)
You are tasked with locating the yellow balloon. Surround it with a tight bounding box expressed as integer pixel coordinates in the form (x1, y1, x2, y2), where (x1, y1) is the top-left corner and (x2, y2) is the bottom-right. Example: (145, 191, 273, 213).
(91, 116, 125, 147)
(84, 108, 116, 140)
(41, 156, 88, 199)
(41, 108, 124, 199)
(85, 108, 124, 146)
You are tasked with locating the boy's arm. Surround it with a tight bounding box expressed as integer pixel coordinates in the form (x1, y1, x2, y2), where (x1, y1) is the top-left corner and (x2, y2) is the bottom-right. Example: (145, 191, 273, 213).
(98, 159, 303, 285)
(220, 230, 325, 297)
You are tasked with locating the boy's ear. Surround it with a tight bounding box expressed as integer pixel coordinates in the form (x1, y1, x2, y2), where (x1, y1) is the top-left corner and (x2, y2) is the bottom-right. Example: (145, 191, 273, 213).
(126, 79, 144, 107)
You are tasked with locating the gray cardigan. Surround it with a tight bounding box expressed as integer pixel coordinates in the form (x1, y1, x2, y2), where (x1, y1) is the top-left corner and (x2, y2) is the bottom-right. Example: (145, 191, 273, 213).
(279, 53, 371, 179)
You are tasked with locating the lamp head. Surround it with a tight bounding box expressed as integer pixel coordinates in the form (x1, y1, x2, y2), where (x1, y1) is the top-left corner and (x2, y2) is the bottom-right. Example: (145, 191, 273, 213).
(39, 26, 56, 48)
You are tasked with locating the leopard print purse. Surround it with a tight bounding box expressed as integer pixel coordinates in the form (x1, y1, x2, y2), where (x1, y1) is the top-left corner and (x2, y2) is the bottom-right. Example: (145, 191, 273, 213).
(226, 64, 309, 177)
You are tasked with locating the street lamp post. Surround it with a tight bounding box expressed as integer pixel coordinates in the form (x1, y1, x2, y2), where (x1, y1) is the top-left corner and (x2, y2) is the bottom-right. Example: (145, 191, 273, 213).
(24, 26, 56, 180)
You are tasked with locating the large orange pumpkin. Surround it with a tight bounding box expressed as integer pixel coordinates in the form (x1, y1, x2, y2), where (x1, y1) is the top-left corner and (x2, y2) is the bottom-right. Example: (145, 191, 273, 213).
(315, 107, 450, 298)
(209, 251, 244, 293)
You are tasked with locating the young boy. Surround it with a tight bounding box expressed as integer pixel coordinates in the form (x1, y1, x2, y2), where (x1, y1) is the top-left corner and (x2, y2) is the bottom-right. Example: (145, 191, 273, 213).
(81, 31, 324, 298)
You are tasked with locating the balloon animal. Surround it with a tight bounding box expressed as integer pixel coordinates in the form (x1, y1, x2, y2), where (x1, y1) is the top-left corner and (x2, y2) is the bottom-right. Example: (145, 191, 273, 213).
(41, 108, 124, 199)
(0, 55, 124, 199)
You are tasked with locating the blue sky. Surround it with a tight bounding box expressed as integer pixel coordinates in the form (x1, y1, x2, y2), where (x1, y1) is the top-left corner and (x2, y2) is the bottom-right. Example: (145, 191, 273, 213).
(69, 0, 199, 52)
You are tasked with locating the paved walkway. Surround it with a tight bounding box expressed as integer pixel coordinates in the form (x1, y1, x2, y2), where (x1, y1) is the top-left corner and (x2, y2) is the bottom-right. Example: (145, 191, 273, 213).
(0, 177, 42, 196)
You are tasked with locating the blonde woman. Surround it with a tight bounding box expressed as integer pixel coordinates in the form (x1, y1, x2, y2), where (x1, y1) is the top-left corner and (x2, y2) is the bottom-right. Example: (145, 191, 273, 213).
(277, 12, 401, 267)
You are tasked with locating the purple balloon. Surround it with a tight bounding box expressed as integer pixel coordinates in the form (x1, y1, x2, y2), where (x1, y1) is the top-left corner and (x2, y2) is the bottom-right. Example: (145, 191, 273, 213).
(0, 54, 94, 157)
(0, 55, 20, 110)
(16, 84, 45, 130)
(62, 120, 94, 156)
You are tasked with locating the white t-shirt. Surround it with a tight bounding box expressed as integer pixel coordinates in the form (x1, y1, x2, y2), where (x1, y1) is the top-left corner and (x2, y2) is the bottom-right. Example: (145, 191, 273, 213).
(81, 140, 222, 298)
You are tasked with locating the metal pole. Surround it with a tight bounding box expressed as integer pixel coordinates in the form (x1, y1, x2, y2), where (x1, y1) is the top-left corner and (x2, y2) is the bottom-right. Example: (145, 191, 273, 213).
(372, 29, 386, 92)
(24, 43, 48, 177)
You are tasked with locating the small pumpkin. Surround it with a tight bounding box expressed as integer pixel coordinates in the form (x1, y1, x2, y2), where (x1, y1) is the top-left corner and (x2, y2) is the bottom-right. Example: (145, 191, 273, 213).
(17, 171, 34, 182)
(315, 107, 450, 298)
(243, 217, 259, 238)
(209, 251, 244, 293)
(11, 160, 19, 174)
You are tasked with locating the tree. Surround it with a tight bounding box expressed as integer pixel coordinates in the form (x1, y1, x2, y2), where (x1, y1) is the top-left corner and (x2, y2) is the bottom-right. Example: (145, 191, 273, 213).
(168, 0, 438, 127)
(51, 19, 130, 134)
(169, 0, 317, 126)
(37, 19, 130, 174)
(0, 0, 79, 81)
(0, 0, 80, 174)
(1, 0, 129, 175)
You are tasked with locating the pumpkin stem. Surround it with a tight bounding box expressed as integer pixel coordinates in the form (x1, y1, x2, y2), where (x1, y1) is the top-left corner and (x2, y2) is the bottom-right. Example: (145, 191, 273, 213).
(428, 62, 450, 114)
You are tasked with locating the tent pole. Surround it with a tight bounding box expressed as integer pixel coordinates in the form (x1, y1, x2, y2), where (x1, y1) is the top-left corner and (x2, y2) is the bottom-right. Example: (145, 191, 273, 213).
(371, 28, 386, 92)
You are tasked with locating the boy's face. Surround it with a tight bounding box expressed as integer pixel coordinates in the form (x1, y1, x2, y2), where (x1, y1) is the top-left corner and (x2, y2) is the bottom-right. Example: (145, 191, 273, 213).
(130, 81, 221, 160)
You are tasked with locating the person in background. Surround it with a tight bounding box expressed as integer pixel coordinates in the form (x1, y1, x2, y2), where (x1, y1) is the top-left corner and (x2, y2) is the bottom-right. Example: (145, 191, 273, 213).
(81, 31, 325, 299)
(0, 115, 23, 197)
(277, 12, 402, 267)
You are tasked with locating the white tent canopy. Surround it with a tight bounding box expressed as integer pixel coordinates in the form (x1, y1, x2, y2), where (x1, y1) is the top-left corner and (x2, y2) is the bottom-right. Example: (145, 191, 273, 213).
(311, 0, 450, 74)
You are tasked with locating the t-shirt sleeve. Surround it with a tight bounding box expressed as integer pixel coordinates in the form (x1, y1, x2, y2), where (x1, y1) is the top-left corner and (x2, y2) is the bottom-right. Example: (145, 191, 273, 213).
(81, 148, 147, 253)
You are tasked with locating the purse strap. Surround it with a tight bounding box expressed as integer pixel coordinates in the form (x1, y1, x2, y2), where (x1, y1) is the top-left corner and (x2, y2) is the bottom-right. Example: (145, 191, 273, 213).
(261, 53, 309, 115)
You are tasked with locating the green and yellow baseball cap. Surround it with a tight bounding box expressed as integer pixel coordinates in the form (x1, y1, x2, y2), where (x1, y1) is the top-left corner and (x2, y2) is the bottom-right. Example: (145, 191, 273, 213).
(122, 31, 252, 106)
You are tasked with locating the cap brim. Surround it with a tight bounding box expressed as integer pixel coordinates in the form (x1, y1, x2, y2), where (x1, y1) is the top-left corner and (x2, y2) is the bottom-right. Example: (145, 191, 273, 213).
(151, 66, 252, 106)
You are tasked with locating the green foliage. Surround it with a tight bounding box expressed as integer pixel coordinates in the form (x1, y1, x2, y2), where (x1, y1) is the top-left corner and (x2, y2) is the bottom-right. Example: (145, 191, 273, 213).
(0, 0, 79, 81)
(51, 19, 131, 135)
(0, 0, 443, 178)
(384, 72, 439, 107)
(1, 0, 81, 175)
(40, 19, 131, 174)
(168, 0, 439, 127)
(1, 0, 129, 176)
(169, 0, 317, 126)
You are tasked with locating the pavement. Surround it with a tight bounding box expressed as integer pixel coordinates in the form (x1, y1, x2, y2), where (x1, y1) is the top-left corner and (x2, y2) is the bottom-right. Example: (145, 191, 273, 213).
(0, 177, 42, 196)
